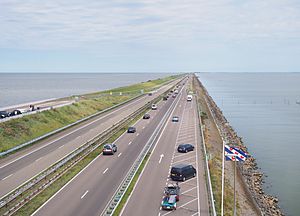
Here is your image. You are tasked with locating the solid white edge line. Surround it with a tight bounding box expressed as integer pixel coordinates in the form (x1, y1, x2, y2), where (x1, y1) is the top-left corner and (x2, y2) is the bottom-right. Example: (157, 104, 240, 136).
(194, 101, 201, 216)
(118, 153, 122, 157)
(120, 84, 185, 216)
(0, 96, 147, 170)
(31, 155, 100, 216)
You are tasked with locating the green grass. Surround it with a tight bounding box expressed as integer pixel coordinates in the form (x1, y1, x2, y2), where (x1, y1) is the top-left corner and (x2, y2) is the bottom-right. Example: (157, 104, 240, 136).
(0, 75, 179, 153)
(113, 152, 150, 216)
(0, 95, 131, 152)
(12, 107, 150, 216)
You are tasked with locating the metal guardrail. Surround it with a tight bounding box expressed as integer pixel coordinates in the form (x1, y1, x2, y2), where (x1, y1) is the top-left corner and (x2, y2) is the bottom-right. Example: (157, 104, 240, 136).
(102, 85, 181, 216)
(0, 94, 143, 157)
(195, 93, 217, 216)
(0, 78, 183, 215)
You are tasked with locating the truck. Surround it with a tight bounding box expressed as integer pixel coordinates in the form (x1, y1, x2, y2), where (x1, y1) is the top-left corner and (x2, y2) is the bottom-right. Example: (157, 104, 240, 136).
(187, 94, 192, 102)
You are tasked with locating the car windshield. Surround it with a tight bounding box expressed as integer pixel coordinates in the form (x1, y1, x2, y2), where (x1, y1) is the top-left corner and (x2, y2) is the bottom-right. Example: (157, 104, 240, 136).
(104, 145, 112, 149)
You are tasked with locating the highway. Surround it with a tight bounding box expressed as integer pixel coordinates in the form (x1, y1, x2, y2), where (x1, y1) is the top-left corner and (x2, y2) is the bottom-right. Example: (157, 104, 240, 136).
(0, 78, 181, 198)
(32, 79, 186, 216)
(121, 80, 209, 216)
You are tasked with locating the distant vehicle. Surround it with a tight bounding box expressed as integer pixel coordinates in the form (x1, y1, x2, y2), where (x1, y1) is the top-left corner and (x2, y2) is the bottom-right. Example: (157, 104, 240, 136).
(161, 195, 177, 210)
(172, 116, 179, 122)
(170, 164, 196, 181)
(164, 183, 180, 201)
(143, 113, 150, 119)
(177, 144, 194, 153)
(148, 92, 153, 96)
(170, 90, 174, 93)
(0, 111, 9, 119)
(172, 94, 176, 98)
(9, 109, 23, 116)
(187, 95, 192, 102)
(174, 89, 179, 94)
(151, 104, 157, 110)
(102, 144, 117, 155)
(127, 126, 136, 133)
(163, 96, 168, 101)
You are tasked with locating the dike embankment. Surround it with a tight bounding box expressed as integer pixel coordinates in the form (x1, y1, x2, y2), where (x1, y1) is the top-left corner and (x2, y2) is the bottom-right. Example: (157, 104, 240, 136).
(193, 74, 283, 216)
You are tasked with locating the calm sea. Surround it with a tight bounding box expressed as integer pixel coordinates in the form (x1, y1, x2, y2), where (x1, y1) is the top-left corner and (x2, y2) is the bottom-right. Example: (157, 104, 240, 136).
(0, 73, 175, 108)
(197, 72, 300, 216)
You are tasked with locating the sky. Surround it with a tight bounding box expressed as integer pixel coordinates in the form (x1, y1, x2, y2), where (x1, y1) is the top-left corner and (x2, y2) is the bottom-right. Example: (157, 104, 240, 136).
(0, 0, 299, 73)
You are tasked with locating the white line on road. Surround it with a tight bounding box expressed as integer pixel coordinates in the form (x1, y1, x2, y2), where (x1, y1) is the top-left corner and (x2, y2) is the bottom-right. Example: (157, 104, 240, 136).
(118, 153, 122, 157)
(103, 168, 109, 174)
(81, 190, 89, 199)
(142, 126, 145, 129)
(136, 133, 139, 136)
(172, 155, 196, 165)
(2, 174, 13, 181)
(58, 145, 64, 149)
(35, 157, 43, 162)
(128, 141, 132, 145)
(158, 154, 164, 164)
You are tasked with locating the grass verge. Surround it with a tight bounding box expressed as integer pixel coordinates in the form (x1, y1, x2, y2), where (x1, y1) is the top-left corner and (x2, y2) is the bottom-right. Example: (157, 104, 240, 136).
(11, 107, 151, 215)
(112, 152, 151, 216)
(0, 75, 179, 153)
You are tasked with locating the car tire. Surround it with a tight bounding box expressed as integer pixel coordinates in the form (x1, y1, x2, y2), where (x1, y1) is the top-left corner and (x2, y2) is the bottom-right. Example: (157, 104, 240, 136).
(185, 149, 188, 153)
(183, 177, 186, 181)
(193, 172, 196, 177)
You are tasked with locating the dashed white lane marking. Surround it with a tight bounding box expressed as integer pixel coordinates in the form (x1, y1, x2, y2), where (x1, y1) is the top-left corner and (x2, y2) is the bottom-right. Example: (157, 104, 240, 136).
(118, 153, 122, 157)
(103, 168, 109, 174)
(81, 190, 89, 199)
(136, 133, 139, 136)
(142, 126, 145, 129)
(35, 157, 43, 162)
(172, 155, 196, 165)
(2, 174, 13, 181)
(128, 141, 132, 145)
(58, 145, 64, 149)
(76, 136, 81, 139)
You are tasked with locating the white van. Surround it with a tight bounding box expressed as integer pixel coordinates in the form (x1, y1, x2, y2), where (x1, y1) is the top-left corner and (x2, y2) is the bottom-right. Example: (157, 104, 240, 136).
(187, 95, 192, 102)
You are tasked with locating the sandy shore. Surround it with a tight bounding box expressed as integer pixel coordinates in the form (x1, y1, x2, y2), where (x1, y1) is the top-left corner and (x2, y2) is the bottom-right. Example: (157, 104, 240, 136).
(193, 74, 283, 216)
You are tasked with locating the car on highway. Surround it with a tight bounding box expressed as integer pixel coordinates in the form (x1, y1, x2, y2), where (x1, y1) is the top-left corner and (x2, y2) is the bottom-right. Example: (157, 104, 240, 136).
(143, 113, 150, 119)
(170, 164, 196, 181)
(161, 195, 177, 210)
(127, 126, 136, 133)
(151, 104, 157, 110)
(0, 111, 9, 119)
(177, 143, 194, 153)
(164, 183, 180, 201)
(9, 109, 23, 116)
(172, 94, 176, 98)
(102, 144, 117, 155)
(148, 92, 153, 96)
(172, 116, 179, 122)
(163, 96, 168, 101)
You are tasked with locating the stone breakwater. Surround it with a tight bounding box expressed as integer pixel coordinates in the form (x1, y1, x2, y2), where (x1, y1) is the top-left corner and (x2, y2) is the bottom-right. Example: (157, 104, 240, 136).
(197, 78, 284, 216)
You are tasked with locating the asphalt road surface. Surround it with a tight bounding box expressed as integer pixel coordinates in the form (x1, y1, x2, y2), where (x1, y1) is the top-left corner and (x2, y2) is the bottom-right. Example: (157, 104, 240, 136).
(32, 80, 186, 216)
(121, 82, 209, 216)
(0, 78, 182, 198)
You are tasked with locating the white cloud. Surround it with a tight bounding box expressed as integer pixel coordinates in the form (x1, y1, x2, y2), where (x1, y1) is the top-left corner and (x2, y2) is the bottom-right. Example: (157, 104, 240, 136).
(0, 0, 299, 49)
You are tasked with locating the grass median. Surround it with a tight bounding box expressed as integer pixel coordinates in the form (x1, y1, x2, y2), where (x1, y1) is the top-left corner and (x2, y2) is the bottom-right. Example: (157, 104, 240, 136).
(112, 152, 151, 216)
(11, 107, 151, 216)
(0, 75, 179, 153)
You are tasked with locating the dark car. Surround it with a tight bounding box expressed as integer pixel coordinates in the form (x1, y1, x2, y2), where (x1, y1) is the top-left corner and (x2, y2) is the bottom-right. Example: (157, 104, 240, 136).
(0, 111, 9, 119)
(127, 126, 136, 133)
(164, 183, 180, 201)
(163, 96, 168, 101)
(172, 116, 179, 122)
(172, 94, 176, 98)
(9, 110, 22, 116)
(102, 144, 117, 155)
(170, 164, 196, 181)
(143, 113, 150, 119)
(177, 144, 194, 153)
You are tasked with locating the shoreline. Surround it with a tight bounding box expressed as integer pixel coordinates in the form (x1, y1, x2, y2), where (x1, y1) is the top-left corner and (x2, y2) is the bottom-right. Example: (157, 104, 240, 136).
(195, 75, 283, 215)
